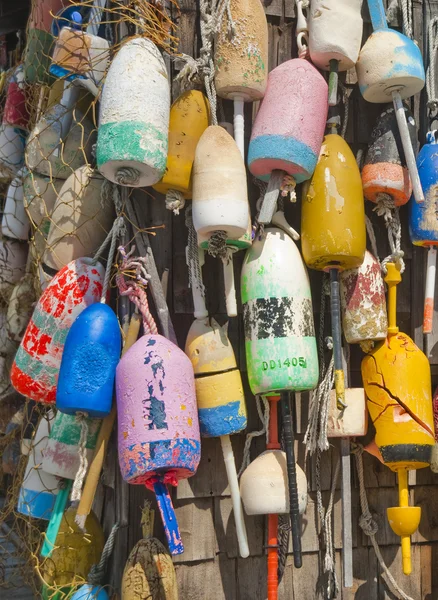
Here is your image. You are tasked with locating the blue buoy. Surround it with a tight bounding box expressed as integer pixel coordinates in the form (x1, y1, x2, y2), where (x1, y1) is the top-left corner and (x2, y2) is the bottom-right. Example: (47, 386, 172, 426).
(56, 303, 121, 418)
(70, 584, 109, 600)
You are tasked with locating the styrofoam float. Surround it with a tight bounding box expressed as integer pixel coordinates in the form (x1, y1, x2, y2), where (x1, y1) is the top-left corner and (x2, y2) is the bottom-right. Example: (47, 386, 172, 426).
(97, 38, 170, 187)
(11, 258, 105, 403)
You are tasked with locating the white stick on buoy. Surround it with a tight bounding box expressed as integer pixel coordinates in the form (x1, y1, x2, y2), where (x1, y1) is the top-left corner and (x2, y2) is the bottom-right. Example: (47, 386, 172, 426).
(233, 96, 245, 159)
(220, 434, 249, 558)
(223, 249, 238, 318)
(185, 246, 208, 320)
(424, 246, 437, 335)
(392, 90, 424, 203)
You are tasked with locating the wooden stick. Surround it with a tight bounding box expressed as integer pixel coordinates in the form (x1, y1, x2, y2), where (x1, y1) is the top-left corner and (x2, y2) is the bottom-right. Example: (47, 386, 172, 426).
(75, 313, 141, 529)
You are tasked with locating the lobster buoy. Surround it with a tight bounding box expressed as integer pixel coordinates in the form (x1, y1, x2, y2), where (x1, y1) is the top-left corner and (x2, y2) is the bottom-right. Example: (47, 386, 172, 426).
(214, 0, 268, 156)
(17, 410, 59, 520)
(0, 239, 28, 301)
(11, 258, 105, 403)
(302, 129, 365, 407)
(248, 58, 328, 199)
(409, 131, 438, 335)
(185, 317, 249, 557)
(0, 125, 26, 180)
(70, 586, 109, 600)
(308, 0, 363, 105)
(362, 105, 417, 206)
(121, 502, 178, 600)
(26, 102, 96, 180)
(57, 303, 121, 417)
(42, 411, 102, 479)
(241, 227, 319, 396)
(361, 263, 434, 575)
(340, 250, 387, 344)
(23, 0, 64, 84)
(41, 506, 104, 593)
(43, 166, 115, 271)
(1, 170, 31, 240)
(50, 27, 110, 86)
(23, 171, 63, 228)
(97, 38, 170, 187)
(3, 66, 30, 131)
(356, 0, 425, 203)
(153, 90, 210, 210)
(117, 334, 201, 554)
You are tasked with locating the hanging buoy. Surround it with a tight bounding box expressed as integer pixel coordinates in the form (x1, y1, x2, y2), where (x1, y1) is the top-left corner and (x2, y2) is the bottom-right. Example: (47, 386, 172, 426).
(248, 58, 328, 224)
(57, 303, 121, 417)
(356, 0, 425, 203)
(241, 228, 319, 395)
(42, 411, 102, 480)
(214, 0, 268, 157)
(121, 501, 178, 600)
(340, 250, 388, 344)
(301, 129, 366, 405)
(11, 258, 105, 403)
(23, 0, 64, 84)
(362, 105, 417, 207)
(185, 317, 249, 557)
(3, 66, 30, 131)
(97, 38, 170, 187)
(23, 171, 63, 228)
(192, 125, 250, 316)
(117, 334, 201, 554)
(409, 131, 438, 335)
(308, 0, 363, 106)
(26, 102, 96, 180)
(0, 239, 28, 300)
(0, 124, 26, 180)
(41, 506, 104, 594)
(153, 90, 210, 212)
(361, 263, 435, 575)
(1, 170, 31, 241)
(17, 410, 60, 520)
(50, 26, 110, 87)
(43, 166, 115, 271)
(70, 585, 109, 600)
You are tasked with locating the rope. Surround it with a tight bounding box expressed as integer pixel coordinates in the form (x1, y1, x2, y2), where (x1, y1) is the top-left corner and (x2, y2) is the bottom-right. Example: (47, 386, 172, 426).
(304, 354, 334, 454)
(116, 166, 140, 186)
(365, 215, 380, 263)
(374, 195, 405, 273)
(426, 17, 438, 115)
(352, 445, 414, 600)
(386, 0, 412, 39)
(207, 229, 228, 259)
(277, 514, 291, 583)
(238, 395, 269, 477)
(280, 175, 297, 203)
(71, 413, 89, 503)
(88, 522, 120, 585)
(165, 189, 186, 215)
(322, 455, 340, 598)
(116, 246, 158, 335)
(185, 206, 206, 299)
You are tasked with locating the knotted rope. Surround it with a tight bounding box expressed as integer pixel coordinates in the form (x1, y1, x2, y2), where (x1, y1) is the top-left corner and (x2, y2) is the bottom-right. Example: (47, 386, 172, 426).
(116, 246, 158, 335)
(352, 445, 414, 600)
(374, 196, 405, 274)
(185, 206, 206, 300)
(165, 188, 186, 215)
(426, 17, 438, 116)
(88, 522, 120, 586)
(207, 229, 228, 260)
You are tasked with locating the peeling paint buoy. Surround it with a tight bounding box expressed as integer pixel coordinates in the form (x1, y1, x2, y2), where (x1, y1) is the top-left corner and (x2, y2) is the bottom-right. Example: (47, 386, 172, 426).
(97, 38, 170, 187)
(3, 66, 30, 131)
(340, 250, 387, 344)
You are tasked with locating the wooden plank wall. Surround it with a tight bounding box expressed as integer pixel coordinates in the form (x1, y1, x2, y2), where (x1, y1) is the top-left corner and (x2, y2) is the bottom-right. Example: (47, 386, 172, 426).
(97, 1, 438, 598)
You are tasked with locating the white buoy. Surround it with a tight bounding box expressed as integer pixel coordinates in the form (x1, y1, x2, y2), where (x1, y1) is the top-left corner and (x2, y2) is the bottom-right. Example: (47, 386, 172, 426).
(0, 125, 26, 180)
(23, 171, 63, 228)
(43, 165, 114, 271)
(97, 38, 170, 187)
(1, 170, 31, 240)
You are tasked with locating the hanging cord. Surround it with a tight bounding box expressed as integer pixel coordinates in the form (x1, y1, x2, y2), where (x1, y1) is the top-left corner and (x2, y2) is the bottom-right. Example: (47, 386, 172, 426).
(426, 17, 438, 116)
(277, 514, 290, 583)
(252, 177, 267, 239)
(386, 0, 413, 39)
(352, 445, 414, 600)
(116, 246, 158, 335)
(238, 395, 270, 476)
(88, 522, 120, 586)
(207, 229, 228, 259)
(376, 201, 405, 274)
(295, 0, 310, 59)
(185, 206, 206, 300)
(71, 413, 90, 503)
(175, 0, 235, 124)
(165, 188, 186, 215)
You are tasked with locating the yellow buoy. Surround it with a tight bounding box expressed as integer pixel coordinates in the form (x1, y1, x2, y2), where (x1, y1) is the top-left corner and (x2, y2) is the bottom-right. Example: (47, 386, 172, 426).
(41, 506, 104, 594)
(153, 90, 210, 212)
(361, 263, 435, 575)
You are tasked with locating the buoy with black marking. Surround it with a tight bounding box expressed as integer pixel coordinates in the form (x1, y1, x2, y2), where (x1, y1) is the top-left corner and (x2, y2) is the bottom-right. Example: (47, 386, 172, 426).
(97, 38, 170, 187)
(361, 263, 435, 575)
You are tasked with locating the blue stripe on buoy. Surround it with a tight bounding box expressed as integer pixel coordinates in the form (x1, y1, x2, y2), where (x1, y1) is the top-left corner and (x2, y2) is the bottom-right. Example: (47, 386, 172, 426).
(198, 401, 247, 437)
(17, 487, 56, 520)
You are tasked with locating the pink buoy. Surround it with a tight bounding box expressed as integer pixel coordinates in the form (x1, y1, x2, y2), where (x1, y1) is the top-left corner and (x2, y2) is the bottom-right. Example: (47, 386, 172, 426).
(117, 334, 201, 554)
(11, 258, 104, 404)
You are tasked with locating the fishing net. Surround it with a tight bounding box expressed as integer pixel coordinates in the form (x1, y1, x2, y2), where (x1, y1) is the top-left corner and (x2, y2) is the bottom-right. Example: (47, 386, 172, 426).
(0, 1, 179, 597)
